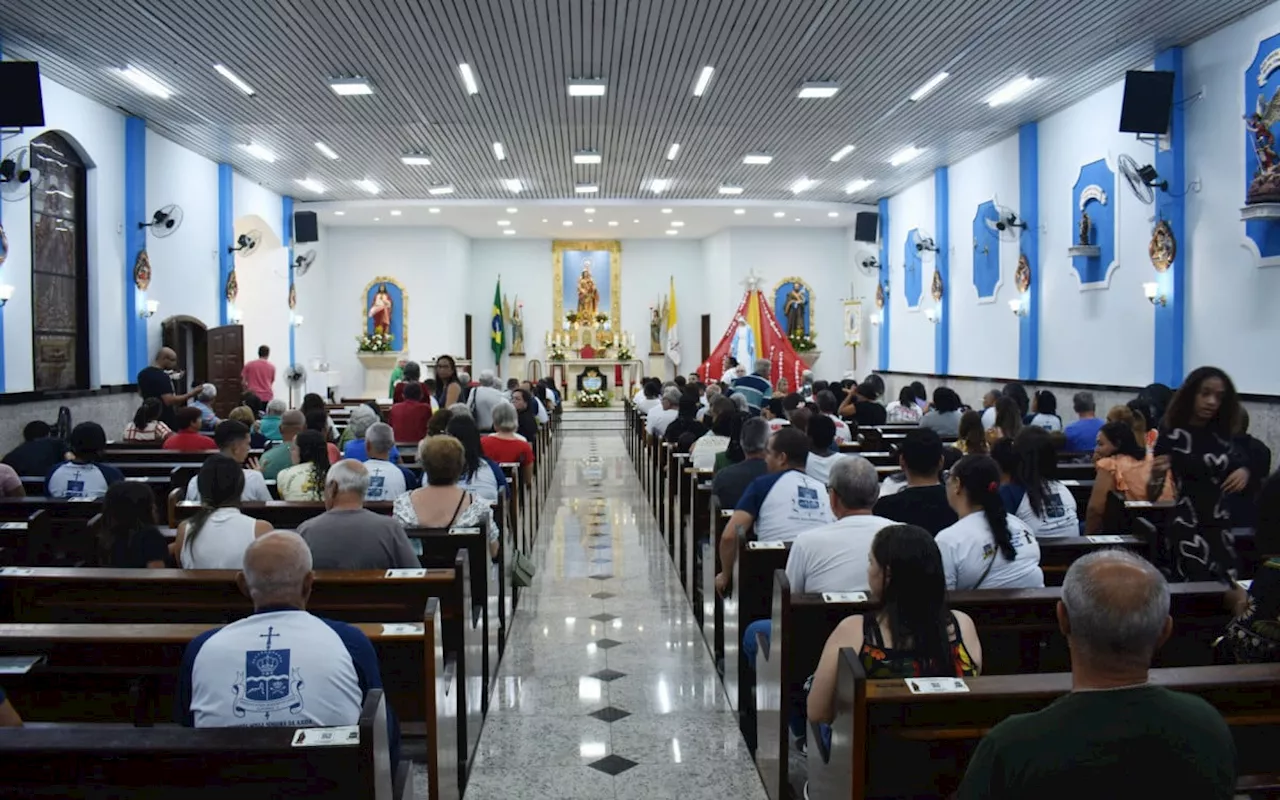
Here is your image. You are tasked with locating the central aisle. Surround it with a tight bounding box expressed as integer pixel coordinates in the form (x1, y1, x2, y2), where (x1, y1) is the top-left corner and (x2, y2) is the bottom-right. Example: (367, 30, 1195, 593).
(462, 431, 768, 799)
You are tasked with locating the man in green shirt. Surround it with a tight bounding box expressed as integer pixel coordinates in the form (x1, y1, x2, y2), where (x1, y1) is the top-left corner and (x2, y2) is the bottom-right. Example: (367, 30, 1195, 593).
(957, 549, 1236, 799)
(387, 358, 407, 399)
(260, 410, 304, 482)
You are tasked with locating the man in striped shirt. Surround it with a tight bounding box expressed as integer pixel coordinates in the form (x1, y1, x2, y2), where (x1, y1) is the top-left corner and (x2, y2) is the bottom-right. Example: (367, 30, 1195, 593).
(729, 358, 774, 415)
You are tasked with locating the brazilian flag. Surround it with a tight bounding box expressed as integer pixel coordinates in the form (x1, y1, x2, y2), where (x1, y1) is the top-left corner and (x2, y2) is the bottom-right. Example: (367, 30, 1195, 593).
(491, 280, 505, 363)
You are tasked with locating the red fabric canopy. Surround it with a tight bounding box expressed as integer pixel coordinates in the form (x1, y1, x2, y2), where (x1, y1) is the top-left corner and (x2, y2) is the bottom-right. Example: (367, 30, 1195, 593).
(696, 289, 805, 390)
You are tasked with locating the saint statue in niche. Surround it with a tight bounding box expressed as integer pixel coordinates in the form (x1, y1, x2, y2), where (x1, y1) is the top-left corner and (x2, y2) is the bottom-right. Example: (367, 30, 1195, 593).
(783, 282, 807, 335)
(1078, 210, 1092, 246)
(510, 300, 525, 354)
(1246, 91, 1280, 203)
(369, 283, 393, 334)
(649, 306, 663, 354)
(577, 260, 600, 319)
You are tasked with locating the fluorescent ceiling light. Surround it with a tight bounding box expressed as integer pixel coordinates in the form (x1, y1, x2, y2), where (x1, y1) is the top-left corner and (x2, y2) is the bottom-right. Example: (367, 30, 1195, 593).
(671, 221, 685, 227)
(354, 178, 380, 194)
(888, 146, 924, 167)
(295, 178, 324, 193)
(563, 220, 574, 226)
(790, 177, 818, 194)
(733, 208, 745, 215)
(827, 211, 839, 218)
(829, 145, 856, 162)
(743, 153, 773, 165)
(373, 217, 380, 222)
(213, 64, 256, 96)
(633, 219, 640, 223)
(773, 211, 786, 218)
(575, 184, 599, 194)
(458, 63, 479, 95)
(329, 76, 373, 95)
(797, 82, 839, 98)
(503, 229, 516, 235)
(401, 154, 431, 166)
(666, 143, 681, 161)
(661, 208, 673, 214)
(909, 71, 950, 102)
(692, 65, 715, 96)
(568, 79, 607, 96)
(584, 208, 596, 214)
(115, 65, 172, 98)
(334, 211, 345, 216)
(497, 220, 511, 226)
(845, 178, 875, 193)
(503, 179, 524, 193)
(985, 75, 1038, 107)
(428, 184, 455, 195)
(666, 230, 679, 235)
(608, 220, 619, 226)
(239, 142, 277, 162)
(573, 150, 602, 165)
(428, 208, 440, 214)
(719, 185, 743, 195)
(492, 142, 506, 161)
(315, 141, 339, 160)
(650, 178, 671, 193)
(506, 207, 518, 213)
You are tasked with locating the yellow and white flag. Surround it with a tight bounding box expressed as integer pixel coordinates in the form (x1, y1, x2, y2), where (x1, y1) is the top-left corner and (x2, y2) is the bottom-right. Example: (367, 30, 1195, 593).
(665, 276, 681, 366)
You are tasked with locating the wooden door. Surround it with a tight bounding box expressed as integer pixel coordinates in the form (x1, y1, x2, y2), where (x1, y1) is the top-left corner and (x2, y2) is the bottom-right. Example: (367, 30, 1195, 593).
(701, 315, 711, 364)
(207, 325, 244, 418)
(464, 315, 473, 361)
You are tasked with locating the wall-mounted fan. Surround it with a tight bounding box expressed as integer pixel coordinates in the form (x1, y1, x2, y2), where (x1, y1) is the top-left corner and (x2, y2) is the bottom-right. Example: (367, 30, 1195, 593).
(988, 204, 1027, 242)
(912, 230, 939, 257)
(0, 146, 43, 203)
(1118, 153, 1168, 205)
(285, 363, 307, 407)
(228, 229, 263, 256)
(139, 204, 184, 238)
(294, 249, 317, 276)
(859, 255, 880, 273)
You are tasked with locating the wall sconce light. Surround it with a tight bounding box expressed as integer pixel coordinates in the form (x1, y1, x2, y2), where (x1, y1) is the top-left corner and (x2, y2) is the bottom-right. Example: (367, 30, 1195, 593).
(869, 312, 883, 326)
(0, 285, 14, 308)
(1008, 299, 1028, 317)
(140, 299, 159, 319)
(291, 314, 305, 328)
(924, 308, 940, 324)
(1143, 282, 1167, 307)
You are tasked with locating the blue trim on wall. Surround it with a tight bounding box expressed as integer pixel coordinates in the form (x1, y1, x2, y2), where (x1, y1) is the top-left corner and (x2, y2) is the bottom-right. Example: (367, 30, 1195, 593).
(283, 196, 295, 366)
(1018, 122, 1040, 380)
(934, 166, 949, 375)
(218, 164, 234, 326)
(124, 117, 147, 378)
(877, 197, 890, 371)
(1154, 48, 1186, 387)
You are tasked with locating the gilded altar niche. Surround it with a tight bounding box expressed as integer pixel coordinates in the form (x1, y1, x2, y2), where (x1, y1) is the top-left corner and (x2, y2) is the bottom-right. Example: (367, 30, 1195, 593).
(552, 240, 622, 343)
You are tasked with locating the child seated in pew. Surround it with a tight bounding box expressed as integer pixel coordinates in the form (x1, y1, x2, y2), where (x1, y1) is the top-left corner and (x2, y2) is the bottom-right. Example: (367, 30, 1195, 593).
(99, 481, 169, 568)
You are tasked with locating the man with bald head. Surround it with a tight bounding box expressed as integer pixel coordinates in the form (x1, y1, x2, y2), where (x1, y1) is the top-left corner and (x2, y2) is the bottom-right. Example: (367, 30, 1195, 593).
(957, 549, 1235, 799)
(176, 532, 399, 760)
(137, 347, 199, 428)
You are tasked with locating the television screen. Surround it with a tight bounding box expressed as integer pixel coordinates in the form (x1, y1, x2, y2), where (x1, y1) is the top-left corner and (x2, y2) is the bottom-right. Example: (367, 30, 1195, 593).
(0, 62, 45, 129)
(1119, 70, 1175, 135)
(854, 212, 879, 243)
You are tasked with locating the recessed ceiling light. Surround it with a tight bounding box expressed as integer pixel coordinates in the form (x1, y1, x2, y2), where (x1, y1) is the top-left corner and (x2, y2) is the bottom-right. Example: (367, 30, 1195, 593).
(829, 145, 856, 162)
(588, 218, 594, 222)
(584, 207, 596, 213)
(428, 207, 441, 214)
(661, 208, 673, 214)
(573, 150, 602, 165)
(315, 141, 339, 160)
(650, 178, 671, 193)
(666, 143, 681, 161)
(671, 221, 685, 227)
(909, 71, 950, 102)
(492, 141, 506, 161)
(985, 75, 1038, 107)
(401, 153, 432, 166)
(575, 184, 599, 194)
(827, 211, 839, 218)
(797, 81, 839, 98)
(114, 65, 173, 98)
(692, 65, 715, 97)
(666, 229, 679, 235)
(845, 178, 876, 193)
(497, 220, 511, 226)
(719, 185, 744, 195)
(239, 142, 277, 162)
(506, 207, 518, 213)
(354, 178, 380, 194)
(608, 220, 619, 226)
(373, 217, 381, 222)
(568, 79, 607, 96)
(743, 153, 773, 165)
(888, 146, 924, 167)
(334, 211, 346, 216)
(390, 209, 402, 216)
(213, 64, 256, 96)
(503, 229, 516, 235)
(733, 208, 746, 215)
(295, 178, 325, 193)
(563, 220, 574, 226)
(458, 63, 479, 95)
(773, 211, 786, 218)
(542, 218, 549, 222)
(794, 218, 802, 222)
(428, 184, 455, 195)
(329, 76, 374, 96)
(789, 177, 818, 194)
(503, 178, 524, 193)
(633, 219, 640, 223)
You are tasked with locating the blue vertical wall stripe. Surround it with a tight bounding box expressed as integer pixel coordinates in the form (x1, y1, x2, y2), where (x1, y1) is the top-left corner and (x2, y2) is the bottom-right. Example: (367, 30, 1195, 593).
(933, 167, 950, 374)
(1154, 48, 1186, 387)
(283, 196, 295, 366)
(877, 197, 890, 371)
(124, 117, 147, 377)
(0, 36, 6, 392)
(1018, 123, 1041, 380)
(218, 164, 234, 325)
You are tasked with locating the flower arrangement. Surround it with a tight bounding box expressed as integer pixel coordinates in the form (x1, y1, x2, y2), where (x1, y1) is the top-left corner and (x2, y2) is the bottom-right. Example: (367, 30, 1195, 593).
(577, 388, 611, 408)
(788, 330, 817, 353)
(357, 331, 393, 353)
(615, 344, 633, 361)
(594, 312, 608, 325)
(548, 342, 568, 361)
(565, 311, 579, 325)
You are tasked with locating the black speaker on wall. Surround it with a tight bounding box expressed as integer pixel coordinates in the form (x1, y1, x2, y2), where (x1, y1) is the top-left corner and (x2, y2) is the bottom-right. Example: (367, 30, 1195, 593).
(294, 211, 319, 243)
(1119, 70, 1176, 135)
(854, 211, 879, 243)
(0, 62, 45, 128)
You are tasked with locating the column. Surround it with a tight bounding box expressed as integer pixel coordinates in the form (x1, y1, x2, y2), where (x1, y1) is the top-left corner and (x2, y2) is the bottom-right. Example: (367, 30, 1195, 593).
(218, 163, 234, 325)
(283, 196, 295, 366)
(1153, 47, 1186, 386)
(877, 197, 890, 371)
(124, 116, 147, 377)
(1018, 122, 1040, 380)
(934, 166, 950, 375)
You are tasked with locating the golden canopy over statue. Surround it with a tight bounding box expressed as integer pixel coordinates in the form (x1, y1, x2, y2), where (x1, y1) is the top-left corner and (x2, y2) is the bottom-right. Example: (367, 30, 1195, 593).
(369, 282, 393, 334)
(577, 260, 600, 318)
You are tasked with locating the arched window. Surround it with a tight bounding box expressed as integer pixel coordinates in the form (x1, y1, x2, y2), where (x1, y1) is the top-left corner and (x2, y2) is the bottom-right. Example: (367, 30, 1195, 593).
(29, 132, 89, 391)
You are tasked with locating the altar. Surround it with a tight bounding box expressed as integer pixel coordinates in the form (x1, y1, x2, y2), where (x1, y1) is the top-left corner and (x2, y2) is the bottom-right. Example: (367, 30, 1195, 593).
(548, 358, 640, 403)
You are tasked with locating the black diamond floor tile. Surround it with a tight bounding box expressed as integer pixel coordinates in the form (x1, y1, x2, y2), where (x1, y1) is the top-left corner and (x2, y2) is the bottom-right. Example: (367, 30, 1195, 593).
(590, 592, 616, 600)
(591, 558, 611, 564)
(588, 706, 632, 723)
(588, 754, 638, 776)
(589, 668, 626, 682)
(590, 543, 611, 550)
(594, 638, 623, 649)
(590, 574, 614, 581)
(589, 612, 618, 622)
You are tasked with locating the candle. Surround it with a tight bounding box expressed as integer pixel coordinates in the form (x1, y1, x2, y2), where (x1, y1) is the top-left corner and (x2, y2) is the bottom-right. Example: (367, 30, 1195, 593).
(545, 331, 551, 347)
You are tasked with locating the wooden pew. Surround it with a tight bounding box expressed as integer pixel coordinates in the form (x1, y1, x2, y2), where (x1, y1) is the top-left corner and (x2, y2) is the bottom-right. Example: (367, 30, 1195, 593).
(0, 689, 412, 800)
(701, 507, 733, 667)
(808, 654, 1280, 800)
(100, 448, 264, 464)
(0, 510, 51, 566)
(724, 533, 792, 750)
(0, 498, 105, 566)
(1038, 534, 1144, 585)
(172, 499, 393, 529)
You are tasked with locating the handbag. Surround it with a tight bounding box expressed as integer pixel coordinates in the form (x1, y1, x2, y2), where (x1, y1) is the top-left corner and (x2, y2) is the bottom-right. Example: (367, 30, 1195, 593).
(512, 551, 537, 587)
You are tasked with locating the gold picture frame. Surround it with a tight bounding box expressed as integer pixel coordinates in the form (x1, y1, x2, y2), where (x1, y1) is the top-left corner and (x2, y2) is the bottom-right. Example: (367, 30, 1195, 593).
(361, 275, 410, 352)
(552, 239, 622, 331)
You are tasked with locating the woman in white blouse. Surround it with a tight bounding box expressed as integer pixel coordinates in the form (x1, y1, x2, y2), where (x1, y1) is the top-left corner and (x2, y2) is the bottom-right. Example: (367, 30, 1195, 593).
(394, 435, 499, 557)
(935, 454, 1043, 590)
(176, 455, 273, 568)
(690, 398, 737, 471)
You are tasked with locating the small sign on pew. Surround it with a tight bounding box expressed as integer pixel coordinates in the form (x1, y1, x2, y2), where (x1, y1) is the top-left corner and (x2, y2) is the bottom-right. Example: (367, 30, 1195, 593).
(0, 567, 33, 576)
(68, 496, 96, 503)
(0, 655, 45, 674)
(384, 568, 427, 578)
(449, 526, 481, 536)
(0, 522, 27, 530)
(380, 623, 424, 636)
(1087, 535, 1125, 544)
(905, 677, 970, 695)
(747, 541, 786, 550)
(822, 592, 868, 603)
(292, 725, 360, 747)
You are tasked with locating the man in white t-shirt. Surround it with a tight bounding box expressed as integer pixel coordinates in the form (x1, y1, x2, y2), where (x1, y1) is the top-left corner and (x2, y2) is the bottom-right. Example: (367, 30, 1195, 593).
(645, 385, 682, 439)
(715, 427, 835, 595)
(362, 423, 411, 501)
(185, 420, 271, 503)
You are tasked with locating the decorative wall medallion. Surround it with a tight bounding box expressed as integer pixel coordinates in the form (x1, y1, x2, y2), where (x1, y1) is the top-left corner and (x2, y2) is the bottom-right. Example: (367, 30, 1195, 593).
(930, 268, 944, 302)
(875, 282, 885, 309)
(225, 269, 239, 304)
(1015, 253, 1032, 293)
(288, 283, 297, 310)
(133, 249, 152, 291)
(1149, 220, 1177, 272)
(0, 223, 7, 268)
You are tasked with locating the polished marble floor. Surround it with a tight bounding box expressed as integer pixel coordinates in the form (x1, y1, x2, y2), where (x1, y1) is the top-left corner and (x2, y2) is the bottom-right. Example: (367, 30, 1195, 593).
(462, 431, 767, 800)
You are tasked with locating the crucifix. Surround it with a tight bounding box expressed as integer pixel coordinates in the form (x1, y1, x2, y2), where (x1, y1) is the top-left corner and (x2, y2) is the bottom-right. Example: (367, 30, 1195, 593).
(260, 627, 278, 649)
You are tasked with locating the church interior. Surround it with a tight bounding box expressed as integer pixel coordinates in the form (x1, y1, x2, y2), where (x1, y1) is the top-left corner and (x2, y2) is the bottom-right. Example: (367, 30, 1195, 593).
(1, 0, 1280, 797)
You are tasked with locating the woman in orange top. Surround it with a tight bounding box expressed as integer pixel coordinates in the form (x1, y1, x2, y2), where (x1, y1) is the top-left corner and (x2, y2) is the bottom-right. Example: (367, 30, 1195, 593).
(1084, 421, 1173, 534)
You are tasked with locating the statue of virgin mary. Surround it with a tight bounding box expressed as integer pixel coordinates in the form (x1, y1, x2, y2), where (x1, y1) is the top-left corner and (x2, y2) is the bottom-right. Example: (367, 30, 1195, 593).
(730, 315, 756, 367)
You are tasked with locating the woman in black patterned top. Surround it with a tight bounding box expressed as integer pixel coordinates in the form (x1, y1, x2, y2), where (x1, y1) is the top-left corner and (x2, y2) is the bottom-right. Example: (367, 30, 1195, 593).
(1149, 367, 1250, 582)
